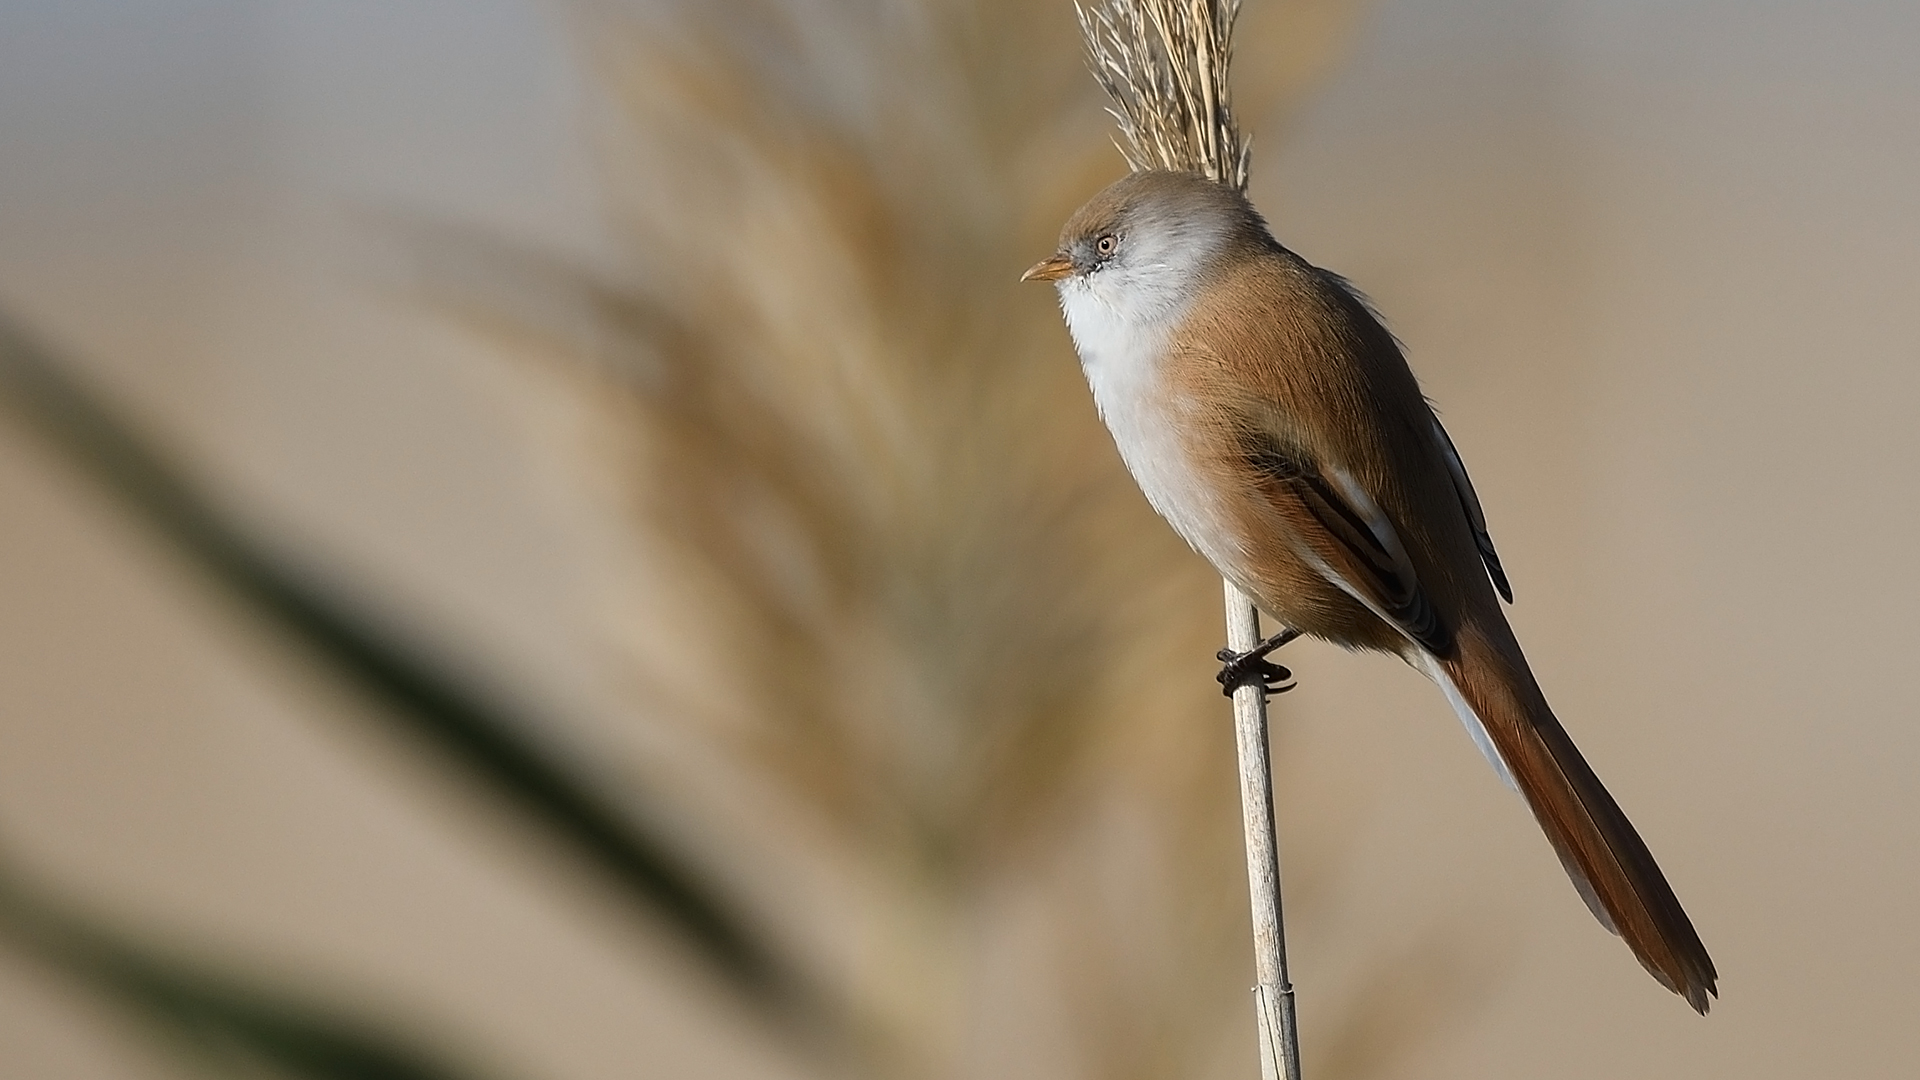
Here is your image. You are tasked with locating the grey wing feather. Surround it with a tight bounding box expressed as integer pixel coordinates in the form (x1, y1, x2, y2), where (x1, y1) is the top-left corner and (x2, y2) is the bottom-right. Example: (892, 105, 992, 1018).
(1432, 416, 1513, 603)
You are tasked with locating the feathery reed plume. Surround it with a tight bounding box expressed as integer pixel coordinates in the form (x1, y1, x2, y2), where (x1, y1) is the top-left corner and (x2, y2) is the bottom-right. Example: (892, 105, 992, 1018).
(1079, 0, 1251, 189)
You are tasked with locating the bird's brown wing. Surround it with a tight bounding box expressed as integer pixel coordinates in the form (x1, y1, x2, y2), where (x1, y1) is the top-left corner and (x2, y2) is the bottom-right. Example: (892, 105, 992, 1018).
(1244, 435, 1453, 657)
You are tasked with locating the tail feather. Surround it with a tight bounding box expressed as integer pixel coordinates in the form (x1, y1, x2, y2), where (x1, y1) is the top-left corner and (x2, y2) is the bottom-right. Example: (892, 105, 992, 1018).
(1438, 630, 1718, 1013)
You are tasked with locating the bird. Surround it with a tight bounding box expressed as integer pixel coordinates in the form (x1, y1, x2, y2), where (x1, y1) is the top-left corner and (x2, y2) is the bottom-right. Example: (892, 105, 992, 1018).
(1023, 169, 1717, 1013)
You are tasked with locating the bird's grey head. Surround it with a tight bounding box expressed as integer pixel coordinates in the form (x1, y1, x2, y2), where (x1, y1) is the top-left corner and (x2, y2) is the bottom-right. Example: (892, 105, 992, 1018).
(1022, 171, 1269, 324)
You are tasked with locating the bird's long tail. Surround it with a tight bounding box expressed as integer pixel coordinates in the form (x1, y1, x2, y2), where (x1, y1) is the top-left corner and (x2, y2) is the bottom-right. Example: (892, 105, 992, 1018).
(1433, 625, 1718, 1013)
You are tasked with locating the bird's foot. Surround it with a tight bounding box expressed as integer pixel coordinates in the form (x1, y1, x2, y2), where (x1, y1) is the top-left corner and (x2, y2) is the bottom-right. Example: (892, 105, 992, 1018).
(1215, 628, 1302, 697)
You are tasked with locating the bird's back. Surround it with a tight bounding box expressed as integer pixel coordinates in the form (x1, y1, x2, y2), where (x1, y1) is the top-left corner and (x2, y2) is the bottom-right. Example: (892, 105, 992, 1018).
(1163, 243, 1500, 648)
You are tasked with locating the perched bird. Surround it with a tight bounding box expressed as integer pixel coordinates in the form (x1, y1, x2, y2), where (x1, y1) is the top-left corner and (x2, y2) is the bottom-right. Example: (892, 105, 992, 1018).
(1023, 170, 1716, 1012)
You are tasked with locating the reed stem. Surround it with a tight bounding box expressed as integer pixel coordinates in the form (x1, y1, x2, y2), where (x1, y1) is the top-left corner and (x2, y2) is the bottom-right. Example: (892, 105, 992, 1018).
(1224, 581, 1302, 1080)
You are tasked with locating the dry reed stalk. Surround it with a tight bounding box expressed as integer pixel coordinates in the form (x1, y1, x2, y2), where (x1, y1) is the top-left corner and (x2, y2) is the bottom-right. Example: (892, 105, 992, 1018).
(1076, 2, 1302, 1077)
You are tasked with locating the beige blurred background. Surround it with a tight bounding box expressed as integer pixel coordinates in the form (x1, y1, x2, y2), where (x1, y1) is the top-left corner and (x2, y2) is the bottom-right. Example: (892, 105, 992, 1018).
(1, 1, 1917, 1078)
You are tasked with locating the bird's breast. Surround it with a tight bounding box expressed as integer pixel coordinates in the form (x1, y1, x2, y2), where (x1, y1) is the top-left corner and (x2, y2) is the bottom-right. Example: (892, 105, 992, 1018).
(1063, 291, 1251, 581)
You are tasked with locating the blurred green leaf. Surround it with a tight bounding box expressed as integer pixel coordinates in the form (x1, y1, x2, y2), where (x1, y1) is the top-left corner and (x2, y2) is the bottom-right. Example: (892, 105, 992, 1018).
(0, 862, 500, 1080)
(0, 314, 816, 1024)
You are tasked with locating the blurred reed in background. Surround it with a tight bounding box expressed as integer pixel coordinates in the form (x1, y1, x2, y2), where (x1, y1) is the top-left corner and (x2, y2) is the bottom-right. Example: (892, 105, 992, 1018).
(0, 2, 1491, 1078)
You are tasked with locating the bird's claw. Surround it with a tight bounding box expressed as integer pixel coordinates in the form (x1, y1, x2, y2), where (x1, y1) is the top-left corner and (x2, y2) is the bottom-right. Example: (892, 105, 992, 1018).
(1215, 627, 1303, 698)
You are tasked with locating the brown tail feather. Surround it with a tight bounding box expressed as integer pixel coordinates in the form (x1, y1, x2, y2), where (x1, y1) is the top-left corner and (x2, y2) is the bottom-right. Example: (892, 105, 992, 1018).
(1443, 629, 1719, 1013)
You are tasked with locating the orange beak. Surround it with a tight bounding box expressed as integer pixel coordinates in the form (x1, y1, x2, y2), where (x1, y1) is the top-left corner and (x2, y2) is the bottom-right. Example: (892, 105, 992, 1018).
(1021, 253, 1074, 283)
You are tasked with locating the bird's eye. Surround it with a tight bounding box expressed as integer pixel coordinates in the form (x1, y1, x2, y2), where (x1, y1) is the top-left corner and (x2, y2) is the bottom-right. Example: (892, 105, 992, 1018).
(1095, 234, 1118, 256)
